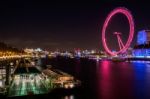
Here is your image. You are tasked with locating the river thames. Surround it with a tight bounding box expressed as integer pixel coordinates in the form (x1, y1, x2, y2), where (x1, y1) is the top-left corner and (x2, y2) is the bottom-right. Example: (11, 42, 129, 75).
(42, 57, 150, 99)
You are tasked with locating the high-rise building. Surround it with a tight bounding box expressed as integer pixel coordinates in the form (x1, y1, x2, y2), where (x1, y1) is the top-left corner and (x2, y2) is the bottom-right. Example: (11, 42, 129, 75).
(133, 30, 150, 57)
(137, 30, 150, 45)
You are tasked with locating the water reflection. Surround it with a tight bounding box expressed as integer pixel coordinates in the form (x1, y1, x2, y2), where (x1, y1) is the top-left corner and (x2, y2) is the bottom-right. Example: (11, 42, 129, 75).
(63, 95, 74, 99)
(47, 58, 150, 99)
(99, 61, 112, 99)
(133, 62, 150, 99)
(95, 60, 150, 99)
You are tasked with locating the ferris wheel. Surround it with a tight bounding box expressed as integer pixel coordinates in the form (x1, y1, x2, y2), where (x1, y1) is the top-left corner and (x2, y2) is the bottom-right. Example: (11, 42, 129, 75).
(102, 7, 134, 56)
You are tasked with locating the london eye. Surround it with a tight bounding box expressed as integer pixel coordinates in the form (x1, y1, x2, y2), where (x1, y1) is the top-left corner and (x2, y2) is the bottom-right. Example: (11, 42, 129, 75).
(102, 7, 134, 56)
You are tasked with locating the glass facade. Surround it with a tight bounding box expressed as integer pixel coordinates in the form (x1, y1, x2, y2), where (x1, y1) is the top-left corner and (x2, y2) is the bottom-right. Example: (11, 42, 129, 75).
(133, 30, 150, 57)
(133, 49, 150, 57)
(137, 30, 147, 45)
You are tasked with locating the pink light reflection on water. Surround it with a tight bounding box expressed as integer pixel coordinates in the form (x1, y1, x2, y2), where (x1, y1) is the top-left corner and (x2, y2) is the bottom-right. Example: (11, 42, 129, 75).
(98, 60, 113, 99)
(97, 61, 135, 99)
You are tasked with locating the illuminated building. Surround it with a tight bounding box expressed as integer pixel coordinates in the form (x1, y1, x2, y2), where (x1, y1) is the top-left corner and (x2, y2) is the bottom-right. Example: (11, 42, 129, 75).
(137, 30, 150, 44)
(133, 30, 150, 57)
(24, 48, 34, 54)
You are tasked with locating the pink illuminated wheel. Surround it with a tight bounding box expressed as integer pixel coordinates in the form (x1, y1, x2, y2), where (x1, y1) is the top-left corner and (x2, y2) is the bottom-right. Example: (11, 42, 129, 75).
(102, 7, 134, 56)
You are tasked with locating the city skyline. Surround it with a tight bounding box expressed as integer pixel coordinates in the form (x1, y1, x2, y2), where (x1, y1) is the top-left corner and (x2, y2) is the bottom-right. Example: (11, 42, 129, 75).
(0, 0, 149, 50)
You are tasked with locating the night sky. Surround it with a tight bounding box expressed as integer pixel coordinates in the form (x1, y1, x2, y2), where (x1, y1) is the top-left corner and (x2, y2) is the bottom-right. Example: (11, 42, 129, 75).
(0, 0, 149, 51)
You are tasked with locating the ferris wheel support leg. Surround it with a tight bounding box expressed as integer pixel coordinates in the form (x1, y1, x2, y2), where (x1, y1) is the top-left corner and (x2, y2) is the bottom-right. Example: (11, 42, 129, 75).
(118, 36, 125, 48)
(117, 35, 122, 50)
